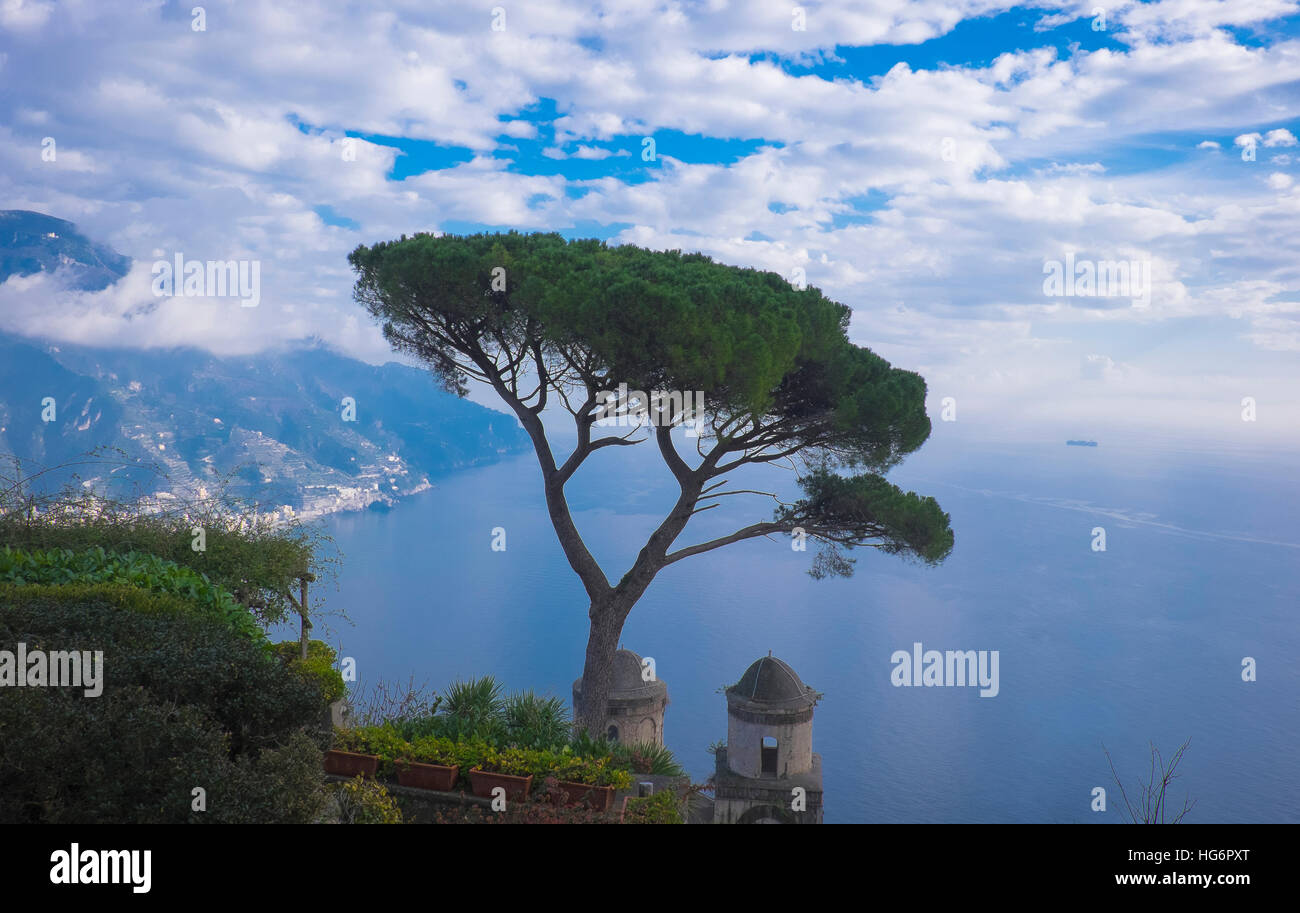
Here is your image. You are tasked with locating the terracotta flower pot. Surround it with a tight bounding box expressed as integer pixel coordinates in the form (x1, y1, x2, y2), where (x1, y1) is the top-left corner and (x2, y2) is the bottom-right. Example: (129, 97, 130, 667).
(554, 780, 615, 812)
(469, 768, 533, 801)
(395, 760, 460, 792)
(324, 749, 380, 778)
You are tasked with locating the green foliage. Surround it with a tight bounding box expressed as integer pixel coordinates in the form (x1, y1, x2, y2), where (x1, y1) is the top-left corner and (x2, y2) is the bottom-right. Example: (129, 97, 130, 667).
(617, 741, 687, 777)
(0, 546, 267, 646)
(439, 675, 506, 741)
(350, 232, 933, 459)
(333, 776, 403, 824)
(0, 474, 335, 628)
(334, 724, 420, 778)
(0, 584, 330, 823)
(380, 676, 572, 750)
(570, 730, 686, 776)
(405, 734, 463, 768)
(353, 233, 830, 412)
(334, 726, 633, 791)
(273, 639, 346, 703)
(336, 671, 680, 791)
(623, 789, 684, 824)
(503, 690, 571, 750)
(476, 745, 539, 778)
(776, 468, 955, 577)
(212, 731, 331, 824)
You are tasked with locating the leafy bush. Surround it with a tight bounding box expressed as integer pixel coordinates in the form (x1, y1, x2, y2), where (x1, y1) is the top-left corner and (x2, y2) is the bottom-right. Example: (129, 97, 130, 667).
(0, 583, 330, 823)
(378, 676, 575, 751)
(569, 756, 633, 789)
(623, 789, 684, 824)
(209, 730, 330, 824)
(617, 741, 686, 777)
(332, 777, 403, 824)
(570, 730, 686, 776)
(437, 675, 507, 742)
(334, 724, 420, 778)
(336, 726, 488, 778)
(273, 639, 346, 704)
(333, 726, 633, 791)
(0, 546, 266, 646)
(0, 481, 331, 628)
(476, 745, 538, 778)
(503, 691, 571, 750)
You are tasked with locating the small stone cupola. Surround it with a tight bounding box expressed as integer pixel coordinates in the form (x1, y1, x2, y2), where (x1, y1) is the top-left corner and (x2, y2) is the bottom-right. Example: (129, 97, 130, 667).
(725, 655, 819, 779)
(713, 653, 823, 824)
(572, 648, 669, 746)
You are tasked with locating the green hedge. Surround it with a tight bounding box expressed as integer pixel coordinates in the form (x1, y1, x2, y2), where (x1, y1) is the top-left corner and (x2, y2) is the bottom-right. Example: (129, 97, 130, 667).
(623, 790, 684, 824)
(333, 725, 633, 790)
(0, 546, 267, 646)
(0, 502, 322, 627)
(273, 640, 346, 704)
(0, 583, 329, 822)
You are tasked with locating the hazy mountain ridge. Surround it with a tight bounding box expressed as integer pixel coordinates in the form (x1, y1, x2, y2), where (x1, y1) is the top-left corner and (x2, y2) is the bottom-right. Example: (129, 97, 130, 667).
(0, 211, 528, 518)
(0, 210, 132, 292)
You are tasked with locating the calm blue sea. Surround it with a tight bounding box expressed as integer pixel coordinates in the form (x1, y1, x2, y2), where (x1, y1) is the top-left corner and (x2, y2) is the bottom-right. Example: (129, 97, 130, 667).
(280, 426, 1300, 823)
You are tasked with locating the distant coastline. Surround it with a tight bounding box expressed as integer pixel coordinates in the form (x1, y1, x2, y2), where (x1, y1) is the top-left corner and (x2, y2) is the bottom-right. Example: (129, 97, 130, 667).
(1066, 440, 1098, 447)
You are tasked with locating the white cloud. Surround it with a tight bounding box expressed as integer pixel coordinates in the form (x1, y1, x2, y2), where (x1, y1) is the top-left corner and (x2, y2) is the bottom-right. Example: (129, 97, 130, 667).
(1081, 353, 1122, 381)
(1, 0, 1299, 440)
(0, 0, 53, 30)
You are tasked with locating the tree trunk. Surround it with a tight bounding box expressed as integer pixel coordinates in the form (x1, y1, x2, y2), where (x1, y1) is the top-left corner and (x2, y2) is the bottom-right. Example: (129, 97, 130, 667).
(298, 577, 310, 661)
(574, 599, 630, 736)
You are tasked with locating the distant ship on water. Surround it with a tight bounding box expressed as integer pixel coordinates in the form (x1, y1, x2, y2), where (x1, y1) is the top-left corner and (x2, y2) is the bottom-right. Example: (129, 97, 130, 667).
(1066, 440, 1098, 447)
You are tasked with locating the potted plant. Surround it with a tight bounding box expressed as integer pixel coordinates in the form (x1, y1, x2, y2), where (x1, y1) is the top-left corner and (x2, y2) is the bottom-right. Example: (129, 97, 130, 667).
(554, 757, 631, 812)
(396, 758, 460, 791)
(325, 725, 397, 779)
(395, 736, 460, 792)
(324, 749, 380, 778)
(469, 747, 534, 801)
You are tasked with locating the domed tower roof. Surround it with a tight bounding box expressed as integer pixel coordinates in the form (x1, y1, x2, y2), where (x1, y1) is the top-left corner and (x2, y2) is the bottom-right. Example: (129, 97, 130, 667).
(573, 648, 668, 710)
(727, 655, 819, 712)
(609, 648, 668, 699)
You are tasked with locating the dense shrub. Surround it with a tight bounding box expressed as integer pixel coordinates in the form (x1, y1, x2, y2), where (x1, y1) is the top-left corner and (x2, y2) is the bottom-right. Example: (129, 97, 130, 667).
(571, 730, 686, 776)
(0, 488, 328, 627)
(334, 725, 633, 789)
(212, 731, 330, 824)
(0, 547, 266, 645)
(273, 639, 346, 704)
(501, 690, 571, 750)
(0, 584, 330, 822)
(332, 777, 403, 824)
(622, 789, 685, 824)
(390, 676, 570, 747)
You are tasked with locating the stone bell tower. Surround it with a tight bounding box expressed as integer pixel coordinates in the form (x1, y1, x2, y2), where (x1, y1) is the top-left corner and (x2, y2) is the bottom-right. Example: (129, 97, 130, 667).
(572, 648, 668, 746)
(712, 653, 823, 824)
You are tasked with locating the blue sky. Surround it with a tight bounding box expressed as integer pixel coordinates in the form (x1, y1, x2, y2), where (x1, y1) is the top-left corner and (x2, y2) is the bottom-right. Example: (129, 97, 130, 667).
(1, 0, 1299, 444)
